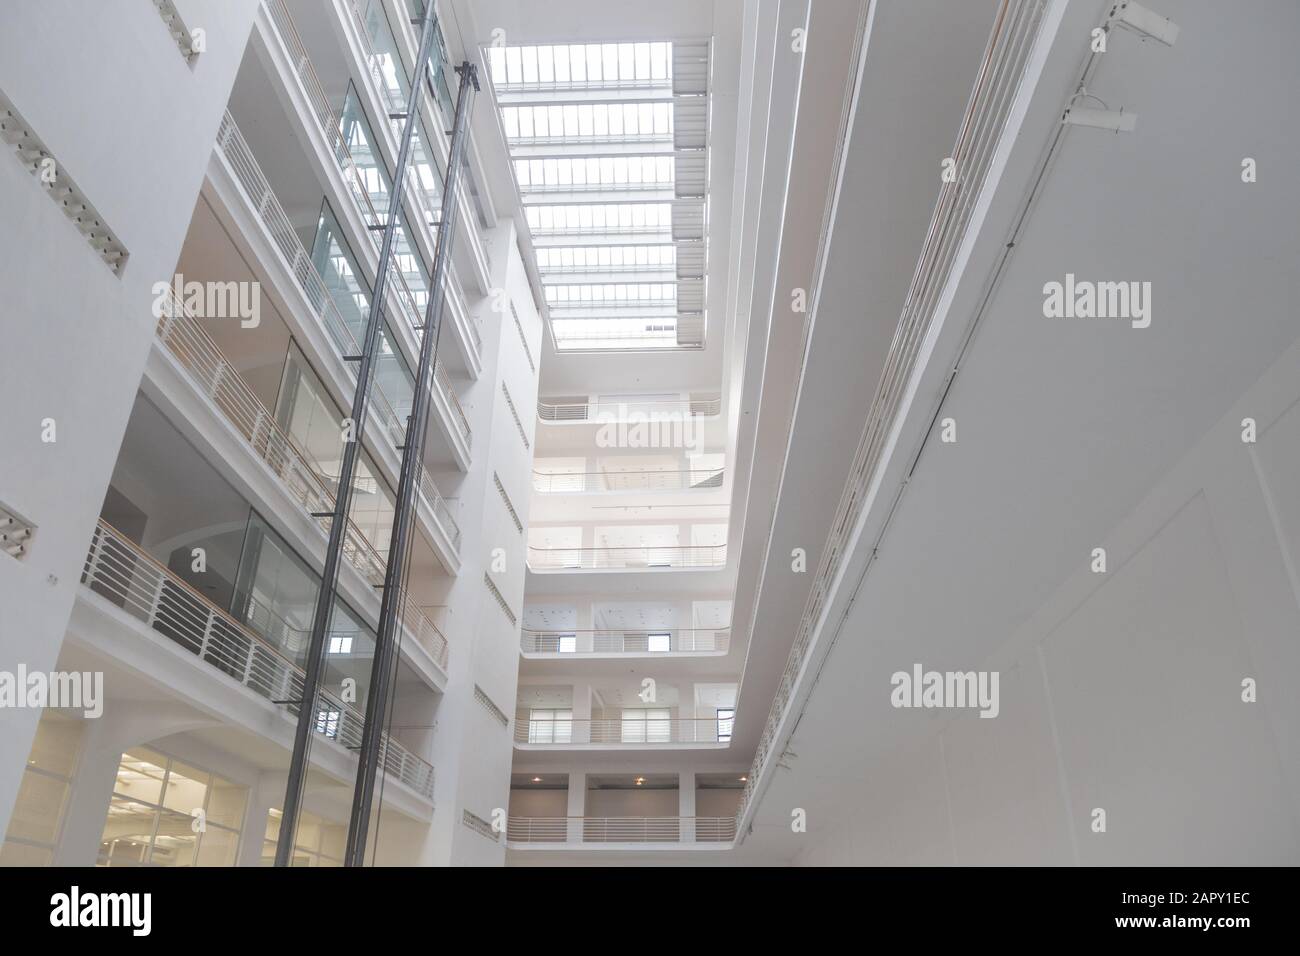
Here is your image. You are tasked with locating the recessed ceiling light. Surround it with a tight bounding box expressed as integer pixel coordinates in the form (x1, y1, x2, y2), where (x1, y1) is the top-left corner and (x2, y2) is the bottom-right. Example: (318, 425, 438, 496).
(739, 776, 747, 782)
(532, 776, 542, 783)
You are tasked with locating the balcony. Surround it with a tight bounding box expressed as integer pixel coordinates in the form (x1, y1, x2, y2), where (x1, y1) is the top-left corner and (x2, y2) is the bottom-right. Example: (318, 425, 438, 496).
(506, 816, 736, 845)
(513, 717, 730, 747)
(212, 110, 472, 470)
(532, 467, 723, 494)
(81, 520, 435, 799)
(153, 289, 452, 672)
(527, 544, 726, 571)
(261, 0, 488, 365)
(520, 628, 729, 655)
(537, 394, 721, 422)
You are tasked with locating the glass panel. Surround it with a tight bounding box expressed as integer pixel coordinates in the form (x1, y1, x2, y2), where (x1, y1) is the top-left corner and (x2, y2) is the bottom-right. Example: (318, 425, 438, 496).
(116, 750, 168, 805)
(161, 761, 210, 816)
(149, 810, 199, 867)
(357, 0, 411, 110)
(194, 826, 240, 867)
(99, 797, 157, 866)
(339, 84, 393, 214)
(309, 200, 372, 344)
(232, 514, 320, 665)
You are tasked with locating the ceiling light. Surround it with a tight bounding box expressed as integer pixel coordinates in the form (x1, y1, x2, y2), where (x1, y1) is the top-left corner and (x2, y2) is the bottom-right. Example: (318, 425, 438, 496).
(532, 777, 542, 783)
(739, 775, 747, 782)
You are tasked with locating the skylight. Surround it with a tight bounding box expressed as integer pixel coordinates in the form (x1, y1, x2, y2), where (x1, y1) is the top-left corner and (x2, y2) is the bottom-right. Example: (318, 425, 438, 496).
(488, 39, 711, 351)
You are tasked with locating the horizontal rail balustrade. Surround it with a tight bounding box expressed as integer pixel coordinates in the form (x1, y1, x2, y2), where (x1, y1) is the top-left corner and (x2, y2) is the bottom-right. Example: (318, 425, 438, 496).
(537, 395, 721, 421)
(520, 628, 730, 654)
(526, 544, 726, 571)
(81, 520, 435, 798)
(532, 467, 723, 493)
(154, 290, 452, 670)
(513, 717, 731, 745)
(505, 816, 737, 844)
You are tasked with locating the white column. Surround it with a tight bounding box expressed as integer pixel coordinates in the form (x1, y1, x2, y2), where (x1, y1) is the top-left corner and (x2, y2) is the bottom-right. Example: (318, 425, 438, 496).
(679, 770, 696, 843)
(566, 771, 586, 843)
(572, 680, 592, 743)
(52, 720, 123, 866)
(577, 601, 594, 652)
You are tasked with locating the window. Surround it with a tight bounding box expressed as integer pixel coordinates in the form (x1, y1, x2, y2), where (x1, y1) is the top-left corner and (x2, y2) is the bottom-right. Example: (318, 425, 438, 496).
(528, 709, 573, 743)
(717, 708, 735, 743)
(263, 808, 344, 867)
(558, 633, 577, 654)
(315, 710, 341, 739)
(98, 748, 246, 867)
(622, 708, 671, 743)
(328, 636, 353, 655)
(647, 632, 671, 653)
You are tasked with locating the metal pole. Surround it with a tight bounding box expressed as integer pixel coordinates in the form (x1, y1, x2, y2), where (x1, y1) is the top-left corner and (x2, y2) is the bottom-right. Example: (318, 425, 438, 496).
(274, 2, 441, 868)
(344, 59, 478, 867)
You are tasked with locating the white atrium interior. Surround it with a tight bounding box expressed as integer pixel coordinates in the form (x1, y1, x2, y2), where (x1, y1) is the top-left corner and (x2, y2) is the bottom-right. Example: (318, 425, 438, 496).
(1, 0, 1299, 869)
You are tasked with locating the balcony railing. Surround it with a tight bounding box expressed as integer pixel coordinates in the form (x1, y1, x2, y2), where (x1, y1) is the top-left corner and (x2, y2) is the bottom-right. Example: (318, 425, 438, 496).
(435, 361, 472, 445)
(155, 290, 451, 671)
(513, 717, 731, 745)
(505, 816, 737, 844)
(537, 395, 721, 421)
(82, 520, 435, 799)
(737, 0, 1052, 825)
(214, 112, 408, 446)
(532, 468, 723, 493)
(520, 628, 730, 654)
(526, 545, 726, 571)
(263, 0, 443, 347)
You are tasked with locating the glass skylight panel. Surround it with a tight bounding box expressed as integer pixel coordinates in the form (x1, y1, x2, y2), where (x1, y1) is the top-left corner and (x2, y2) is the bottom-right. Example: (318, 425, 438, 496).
(491, 42, 672, 90)
(502, 103, 672, 142)
(515, 157, 673, 191)
(525, 203, 673, 235)
(491, 37, 704, 350)
(545, 283, 676, 308)
(535, 245, 676, 274)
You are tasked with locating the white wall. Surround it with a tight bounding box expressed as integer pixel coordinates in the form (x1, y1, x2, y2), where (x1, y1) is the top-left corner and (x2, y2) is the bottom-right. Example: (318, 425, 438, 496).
(794, 340, 1300, 865)
(0, 0, 261, 838)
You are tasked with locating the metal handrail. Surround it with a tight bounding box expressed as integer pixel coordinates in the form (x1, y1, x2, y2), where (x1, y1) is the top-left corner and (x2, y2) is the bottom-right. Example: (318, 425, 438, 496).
(520, 627, 730, 654)
(213, 113, 467, 512)
(532, 468, 723, 493)
(536, 395, 722, 421)
(504, 816, 737, 844)
(342, 0, 491, 283)
(434, 362, 471, 443)
(81, 519, 435, 798)
(737, 0, 1050, 823)
(263, 0, 437, 352)
(155, 290, 451, 669)
(526, 544, 726, 571)
(513, 717, 731, 745)
(214, 112, 406, 446)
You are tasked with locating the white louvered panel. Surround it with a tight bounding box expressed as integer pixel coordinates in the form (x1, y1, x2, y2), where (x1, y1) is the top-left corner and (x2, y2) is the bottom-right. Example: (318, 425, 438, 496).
(674, 99, 709, 150)
(675, 152, 708, 199)
(676, 278, 706, 312)
(672, 203, 706, 242)
(676, 314, 705, 347)
(672, 40, 710, 96)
